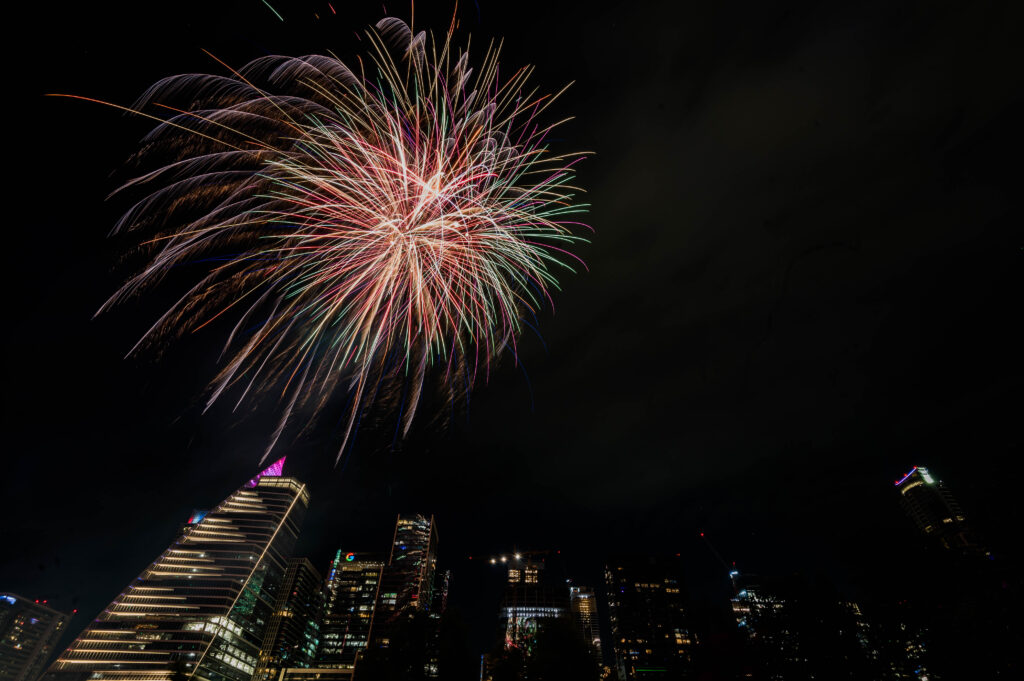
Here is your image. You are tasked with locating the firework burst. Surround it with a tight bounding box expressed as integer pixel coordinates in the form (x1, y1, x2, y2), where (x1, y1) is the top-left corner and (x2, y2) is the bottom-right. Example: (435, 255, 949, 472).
(83, 18, 588, 460)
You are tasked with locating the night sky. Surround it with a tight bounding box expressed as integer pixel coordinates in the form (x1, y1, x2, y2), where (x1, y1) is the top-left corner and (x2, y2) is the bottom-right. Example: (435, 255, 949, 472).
(7, 0, 1023, 658)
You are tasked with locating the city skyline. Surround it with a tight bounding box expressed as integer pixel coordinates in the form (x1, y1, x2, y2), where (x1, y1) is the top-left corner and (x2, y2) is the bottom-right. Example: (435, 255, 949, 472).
(6, 0, 1022, 678)
(15, 458, 1016, 680)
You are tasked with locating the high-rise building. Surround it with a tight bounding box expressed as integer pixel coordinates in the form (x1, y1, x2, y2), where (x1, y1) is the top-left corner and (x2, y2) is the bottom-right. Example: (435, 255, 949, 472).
(605, 555, 695, 681)
(42, 456, 309, 681)
(373, 514, 439, 630)
(362, 514, 442, 679)
(423, 568, 450, 680)
(317, 551, 384, 673)
(729, 570, 891, 681)
(481, 551, 572, 681)
(894, 465, 981, 554)
(371, 514, 439, 643)
(568, 585, 602, 666)
(729, 571, 804, 679)
(487, 551, 570, 656)
(254, 558, 324, 680)
(0, 594, 71, 681)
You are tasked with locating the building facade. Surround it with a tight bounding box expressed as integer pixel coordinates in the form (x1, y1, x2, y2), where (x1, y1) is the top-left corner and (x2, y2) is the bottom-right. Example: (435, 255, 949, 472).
(42, 457, 309, 681)
(895, 465, 981, 554)
(490, 553, 569, 654)
(0, 594, 71, 681)
(362, 514, 442, 679)
(317, 551, 384, 672)
(729, 571, 803, 680)
(254, 558, 324, 679)
(569, 585, 603, 667)
(373, 514, 439, 630)
(605, 555, 695, 681)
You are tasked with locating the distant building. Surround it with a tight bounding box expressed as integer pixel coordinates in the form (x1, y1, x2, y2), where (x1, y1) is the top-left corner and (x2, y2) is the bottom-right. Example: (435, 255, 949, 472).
(425, 568, 450, 678)
(894, 465, 982, 554)
(254, 557, 324, 679)
(480, 551, 573, 681)
(41, 457, 309, 681)
(569, 585, 602, 665)
(495, 553, 569, 652)
(729, 570, 901, 681)
(729, 572, 805, 679)
(317, 551, 384, 673)
(0, 594, 71, 681)
(605, 555, 695, 681)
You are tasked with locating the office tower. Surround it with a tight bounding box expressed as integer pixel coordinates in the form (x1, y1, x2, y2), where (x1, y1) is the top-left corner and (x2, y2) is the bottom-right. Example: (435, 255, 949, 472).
(431, 570, 450, 617)
(605, 555, 695, 681)
(42, 457, 309, 681)
(729, 571, 804, 678)
(423, 568, 450, 679)
(568, 585, 602, 666)
(317, 551, 384, 672)
(0, 594, 71, 681)
(362, 515, 442, 680)
(483, 552, 606, 681)
(894, 465, 981, 553)
(374, 514, 440, 629)
(494, 553, 569, 652)
(254, 558, 324, 680)
(730, 571, 889, 681)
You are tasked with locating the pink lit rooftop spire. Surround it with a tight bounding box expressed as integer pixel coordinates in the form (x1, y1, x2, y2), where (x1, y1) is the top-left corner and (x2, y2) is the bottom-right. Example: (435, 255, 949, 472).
(246, 456, 286, 487)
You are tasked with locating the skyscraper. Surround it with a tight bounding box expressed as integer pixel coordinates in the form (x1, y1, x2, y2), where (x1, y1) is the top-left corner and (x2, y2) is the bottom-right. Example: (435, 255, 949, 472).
(362, 514, 442, 679)
(493, 554, 568, 652)
(479, 552, 570, 681)
(483, 552, 607, 681)
(317, 551, 384, 672)
(894, 465, 980, 553)
(0, 594, 71, 681)
(729, 570, 894, 681)
(254, 558, 324, 680)
(42, 457, 309, 681)
(605, 555, 695, 681)
(373, 514, 439, 630)
(568, 585, 602, 666)
(729, 571, 804, 678)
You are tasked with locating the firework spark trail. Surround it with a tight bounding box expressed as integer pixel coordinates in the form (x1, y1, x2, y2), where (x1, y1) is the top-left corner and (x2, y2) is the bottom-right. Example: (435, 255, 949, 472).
(76, 18, 589, 461)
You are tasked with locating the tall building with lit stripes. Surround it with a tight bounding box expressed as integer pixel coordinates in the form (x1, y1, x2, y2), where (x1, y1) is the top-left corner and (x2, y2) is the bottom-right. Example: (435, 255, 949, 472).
(41, 457, 309, 681)
(569, 585, 602, 666)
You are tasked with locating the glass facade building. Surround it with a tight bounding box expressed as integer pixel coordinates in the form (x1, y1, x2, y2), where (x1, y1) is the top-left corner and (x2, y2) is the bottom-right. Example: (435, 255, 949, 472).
(373, 514, 439, 631)
(254, 558, 324, 679)
(41, 457, 309, 681)
(0, 594, 71, 681)
(317, 551, 384, 672)
(366, 514, 442, 678)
